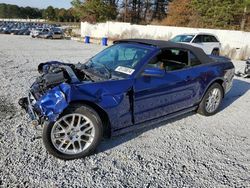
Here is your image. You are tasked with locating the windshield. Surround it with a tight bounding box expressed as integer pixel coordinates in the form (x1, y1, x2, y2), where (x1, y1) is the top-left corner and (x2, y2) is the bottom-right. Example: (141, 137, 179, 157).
(171, 35, 195, 43)
(85, 43, 152, 79)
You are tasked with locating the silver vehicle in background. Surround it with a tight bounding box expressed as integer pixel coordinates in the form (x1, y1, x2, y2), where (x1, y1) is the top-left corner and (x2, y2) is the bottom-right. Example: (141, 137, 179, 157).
(30, 28, 43, 38)
(170, 33, 221, 56)
(37, 27, 64, 39)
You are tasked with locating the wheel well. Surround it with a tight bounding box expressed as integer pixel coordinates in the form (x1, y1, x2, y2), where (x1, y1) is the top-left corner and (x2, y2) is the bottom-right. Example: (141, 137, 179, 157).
(212, 48, 220, 52)
(68, 101, 111, 138)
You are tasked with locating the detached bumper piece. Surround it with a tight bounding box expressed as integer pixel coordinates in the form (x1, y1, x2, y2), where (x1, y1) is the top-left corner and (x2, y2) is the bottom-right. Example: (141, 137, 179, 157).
(235, 59, 250, 78)
(18, 92, 41, 126)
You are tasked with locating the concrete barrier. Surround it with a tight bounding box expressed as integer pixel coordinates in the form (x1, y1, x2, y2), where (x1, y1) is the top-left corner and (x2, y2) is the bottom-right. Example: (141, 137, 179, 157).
(81, 21, 250, 60)
(0, 18, 46, 22)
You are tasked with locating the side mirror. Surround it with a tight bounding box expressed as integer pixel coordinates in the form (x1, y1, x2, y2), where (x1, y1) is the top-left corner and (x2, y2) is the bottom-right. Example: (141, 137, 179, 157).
(142, 68, 165, 77)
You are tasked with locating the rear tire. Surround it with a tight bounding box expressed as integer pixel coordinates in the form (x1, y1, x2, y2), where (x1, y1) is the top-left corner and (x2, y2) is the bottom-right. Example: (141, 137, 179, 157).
(212, 49, 220, 56)
(42, 104, 103, 160)
(197, 83, 223, 116)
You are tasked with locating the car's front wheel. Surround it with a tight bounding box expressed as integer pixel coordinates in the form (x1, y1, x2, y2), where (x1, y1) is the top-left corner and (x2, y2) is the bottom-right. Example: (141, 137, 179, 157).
(42, 104, 103, 160)
(197, 83, 223, 116)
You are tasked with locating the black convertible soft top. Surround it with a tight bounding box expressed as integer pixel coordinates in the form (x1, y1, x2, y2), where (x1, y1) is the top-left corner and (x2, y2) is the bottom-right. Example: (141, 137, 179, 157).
(114, 39, 212, 64)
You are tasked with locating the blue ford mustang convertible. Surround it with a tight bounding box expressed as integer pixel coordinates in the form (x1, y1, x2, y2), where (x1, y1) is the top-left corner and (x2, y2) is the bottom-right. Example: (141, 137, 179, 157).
(19, 39, 235, 159)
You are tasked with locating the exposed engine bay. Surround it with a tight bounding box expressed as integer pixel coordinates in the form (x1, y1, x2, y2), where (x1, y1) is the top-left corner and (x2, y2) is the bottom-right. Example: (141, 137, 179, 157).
(32, 62, 82, 98)
(25, 61, 111, 100)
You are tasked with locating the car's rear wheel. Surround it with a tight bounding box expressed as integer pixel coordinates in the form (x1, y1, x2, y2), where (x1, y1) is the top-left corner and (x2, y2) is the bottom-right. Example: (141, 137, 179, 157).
(212, 49, 220, 56)
(42, 104, 103, 160)
(197, 83, 223, 116)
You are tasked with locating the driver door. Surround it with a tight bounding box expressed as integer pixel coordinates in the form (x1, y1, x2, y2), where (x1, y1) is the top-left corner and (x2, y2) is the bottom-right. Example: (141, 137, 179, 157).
(133, 49, 200, 124)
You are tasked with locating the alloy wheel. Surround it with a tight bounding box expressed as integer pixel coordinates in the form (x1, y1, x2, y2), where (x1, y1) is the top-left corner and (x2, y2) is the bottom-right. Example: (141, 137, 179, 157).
(205, 88, 222, 113)
(51, 113, 95, 155)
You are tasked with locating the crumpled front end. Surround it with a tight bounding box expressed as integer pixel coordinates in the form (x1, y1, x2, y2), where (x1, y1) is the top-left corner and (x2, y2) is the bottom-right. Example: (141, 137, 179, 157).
(36, 85, 69, 121)
(18, 61, 83, 125)
(19, 84, 70, 125)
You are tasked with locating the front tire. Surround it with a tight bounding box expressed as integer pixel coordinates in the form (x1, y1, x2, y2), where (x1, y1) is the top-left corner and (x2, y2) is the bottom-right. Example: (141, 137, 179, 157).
(197, 83, 223, 116)
(42, 104, 103, 160)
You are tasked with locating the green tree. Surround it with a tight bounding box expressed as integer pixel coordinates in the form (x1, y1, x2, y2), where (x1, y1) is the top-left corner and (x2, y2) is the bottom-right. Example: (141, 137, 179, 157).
(162, 0, 199, 27)
(0, 3, 8, 18)
(192, 0, 246, 29)
(0, 3, 43, 18)
(241, 0, 250, 30)
(67, 8, 78, 22)
(71, 0, 117, 22)
(161, 0, 249, 30)
(58, 8, 68, 22)
(43, 6, 56, 21)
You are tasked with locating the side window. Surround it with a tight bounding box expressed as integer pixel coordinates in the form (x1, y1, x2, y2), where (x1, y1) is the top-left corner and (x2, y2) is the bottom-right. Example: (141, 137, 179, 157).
(146, 56, 163, 69)
(202, 35, 219, 43)
(192, 35, 202, 43)
(147, 48, 189, 71)
(210, 36, 219, 42)
(203, 35, 212, 43)
(189, 52, 202, 66)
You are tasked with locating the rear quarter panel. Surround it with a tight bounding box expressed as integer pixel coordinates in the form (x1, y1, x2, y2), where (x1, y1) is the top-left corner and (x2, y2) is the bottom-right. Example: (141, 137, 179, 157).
(195, 59, 234, 104)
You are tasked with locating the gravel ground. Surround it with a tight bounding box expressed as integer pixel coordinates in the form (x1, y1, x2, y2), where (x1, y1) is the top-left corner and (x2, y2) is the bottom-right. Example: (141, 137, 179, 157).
(0, 35, 250, 188)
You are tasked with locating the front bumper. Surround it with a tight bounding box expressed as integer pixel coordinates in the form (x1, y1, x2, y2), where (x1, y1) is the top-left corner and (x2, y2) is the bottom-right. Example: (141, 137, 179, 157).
(19, 84, 70, 124)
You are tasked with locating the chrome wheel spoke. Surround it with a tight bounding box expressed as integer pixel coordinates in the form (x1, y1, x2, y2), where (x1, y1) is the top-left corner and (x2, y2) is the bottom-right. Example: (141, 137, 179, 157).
(58, 140, 66, 150)
(62, 118, 72, 129)
(63, 142, 72, 152)
(83, 126, 93, 133)
(72, 142, 77, 153)
(54, 135, 66, 140)
(53, 130, 65, 135)
(80, 138, 91, 143)
(71, 114, 76, 127)
(78, 140, 82, 150)
(79, 121, 89, 130)
(81, 132, 93, 138)
(77, 116, 82, 127)
(57, 122, 66, 131)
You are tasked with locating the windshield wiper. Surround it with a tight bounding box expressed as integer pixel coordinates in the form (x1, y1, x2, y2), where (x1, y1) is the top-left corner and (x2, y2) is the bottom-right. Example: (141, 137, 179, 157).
(88, 60, 112, 79)
(77, 63, 95, 82)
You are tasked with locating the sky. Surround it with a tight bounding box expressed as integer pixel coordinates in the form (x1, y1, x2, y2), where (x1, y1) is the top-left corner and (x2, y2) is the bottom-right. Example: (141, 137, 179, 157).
(0, 0, 72, 9)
